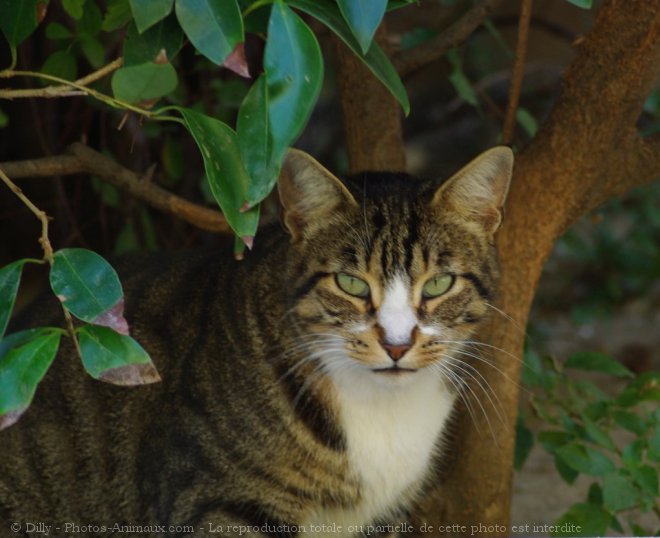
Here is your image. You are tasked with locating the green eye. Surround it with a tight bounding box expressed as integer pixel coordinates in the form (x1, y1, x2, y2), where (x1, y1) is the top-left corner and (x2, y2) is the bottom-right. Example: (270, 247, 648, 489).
(336, 273, 370, 298)
(422, 274, 454, 298)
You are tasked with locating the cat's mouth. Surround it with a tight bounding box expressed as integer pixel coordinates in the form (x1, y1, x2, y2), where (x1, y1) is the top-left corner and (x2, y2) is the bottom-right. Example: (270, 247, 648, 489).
(372, 365, 417, 374)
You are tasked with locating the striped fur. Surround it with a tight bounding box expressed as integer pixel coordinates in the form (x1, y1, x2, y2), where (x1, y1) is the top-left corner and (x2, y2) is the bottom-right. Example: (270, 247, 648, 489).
(0, 148, 512, 537)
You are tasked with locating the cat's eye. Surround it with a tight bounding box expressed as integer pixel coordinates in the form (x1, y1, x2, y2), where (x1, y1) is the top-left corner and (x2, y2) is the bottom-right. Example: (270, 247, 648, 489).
(336, 273, 370, 298)
(422, 274, 454, 299)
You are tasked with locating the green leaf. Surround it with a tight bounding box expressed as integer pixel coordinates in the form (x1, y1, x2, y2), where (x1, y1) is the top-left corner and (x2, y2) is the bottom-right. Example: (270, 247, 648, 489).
(0, 260, 24, 340)
(102, 0, 133, 32)
(111, 62, 178, 103)
(80, 35, 105, 69)
(41, 49, 78, 82)
(649, 427, 660, 461)
(514, 416, 534, 470)
(632, 465, 658, 497)
(237, 75, 279, 206)
(552, 503, 611, 537)
(77, 1, 103, 35)
(123, 16, 184, 66)
(565, 351, 634, 378)
(612, 409, 646, 435)
(538, 430, 573, 451)
(0, 107, 8, 128)
(622, 439, 644, 469)
(0, 329, 62, 429)
(447, 48, 479, 107)
(554, 453, 579, 484)
(77, 325, 160, 385)
(265, 1, 323, 161)
(0, 0, 39, 46)
(45, 22, 73, 40)
(337, 0, 387, 54)
(516, 107, 538, 137)
(603, 471, 639, 512)
(289, 0, 409, 115)
(63, 0, 86, 20)
(175, 0, 243, 65)
(49, 248, 128, 333)
(556, 442, 616, 476)
(587, 482, 603, 505)
(564, 0, 592, 8)
(129, 0, 173, 33)
(583, 417, 615, 451)
(178, 107, 260, 242)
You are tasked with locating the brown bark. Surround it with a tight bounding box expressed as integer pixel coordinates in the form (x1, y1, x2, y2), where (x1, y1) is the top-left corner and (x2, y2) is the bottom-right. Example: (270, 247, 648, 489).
(421, 1, 660, 535)
(335, 0, 660, 535)
(334, 25, 406, 173)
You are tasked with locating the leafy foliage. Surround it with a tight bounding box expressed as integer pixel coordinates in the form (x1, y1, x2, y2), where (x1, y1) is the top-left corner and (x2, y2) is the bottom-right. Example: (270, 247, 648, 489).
(0, 0, 417, 426)
(518, 347, 660, 536)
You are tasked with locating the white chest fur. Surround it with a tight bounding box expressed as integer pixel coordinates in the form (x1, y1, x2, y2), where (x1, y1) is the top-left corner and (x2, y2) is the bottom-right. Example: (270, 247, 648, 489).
(306, 370, 456, 535)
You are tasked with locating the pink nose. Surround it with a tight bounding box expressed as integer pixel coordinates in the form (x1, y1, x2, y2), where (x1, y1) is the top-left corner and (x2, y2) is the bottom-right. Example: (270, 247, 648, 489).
(382, 343, 411, 361)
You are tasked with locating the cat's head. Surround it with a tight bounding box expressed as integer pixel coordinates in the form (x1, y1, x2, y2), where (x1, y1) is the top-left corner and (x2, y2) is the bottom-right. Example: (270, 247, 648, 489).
(278, 148, 513, 388)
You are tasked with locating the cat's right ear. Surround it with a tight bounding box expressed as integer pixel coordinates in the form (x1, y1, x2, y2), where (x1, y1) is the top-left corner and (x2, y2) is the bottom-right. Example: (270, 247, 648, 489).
(278, 149, 357, 241)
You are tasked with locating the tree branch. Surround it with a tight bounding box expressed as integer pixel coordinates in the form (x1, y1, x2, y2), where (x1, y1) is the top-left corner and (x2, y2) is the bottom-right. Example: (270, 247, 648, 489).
(392, 0, 505, 78)
(501, 0, 533, 145)
(0, 144, 230, 234)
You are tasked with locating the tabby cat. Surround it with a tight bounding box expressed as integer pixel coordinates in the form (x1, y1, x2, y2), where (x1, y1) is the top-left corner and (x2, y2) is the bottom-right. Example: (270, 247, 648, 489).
(0, 147, 513, 537)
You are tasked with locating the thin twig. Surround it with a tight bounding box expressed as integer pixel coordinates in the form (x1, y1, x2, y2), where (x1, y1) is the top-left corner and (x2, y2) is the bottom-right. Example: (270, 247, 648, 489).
(0, 165, 82, 357)
(392, 0, 505, 78)
(501, 0, 533, 145)
(0, 146, 231, 234)
(0, 165, 54, 263)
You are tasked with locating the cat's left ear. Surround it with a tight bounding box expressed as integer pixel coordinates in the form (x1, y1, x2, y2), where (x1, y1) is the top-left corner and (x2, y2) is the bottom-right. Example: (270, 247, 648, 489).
(432, 146, 513, 236)
(278, 149, 358, 241)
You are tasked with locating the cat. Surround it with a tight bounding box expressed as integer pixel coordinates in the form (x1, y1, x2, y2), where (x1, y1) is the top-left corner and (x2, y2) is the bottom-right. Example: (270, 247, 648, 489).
(0, 146, 513, 537)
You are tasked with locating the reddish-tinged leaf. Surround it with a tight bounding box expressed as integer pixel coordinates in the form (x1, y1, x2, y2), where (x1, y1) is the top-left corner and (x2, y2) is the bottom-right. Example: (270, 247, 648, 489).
(154, 48, 168, 64)
(240, 200, 251, 212)
(242, 235, 254, 250)
(37, 1, 48, 22)
(98, 362, 161, 385)
(223, 43, 249, 78)
(0, 408, 26, 431)
(92, 298, 129, 335)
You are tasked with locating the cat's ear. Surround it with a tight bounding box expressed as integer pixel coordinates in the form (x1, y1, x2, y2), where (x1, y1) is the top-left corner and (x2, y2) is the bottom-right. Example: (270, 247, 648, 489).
(278, 149, 357, 241)
(432, 146, 513, 236)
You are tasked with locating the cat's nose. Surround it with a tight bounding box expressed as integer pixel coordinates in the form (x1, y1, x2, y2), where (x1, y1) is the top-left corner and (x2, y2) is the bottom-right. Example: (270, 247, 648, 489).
(382, 342, 411, 361)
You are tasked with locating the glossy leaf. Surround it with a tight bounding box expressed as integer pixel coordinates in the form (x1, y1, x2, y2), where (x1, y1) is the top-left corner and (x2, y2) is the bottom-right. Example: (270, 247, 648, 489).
(129, 0, 173, 33)
(0, 260, 24, 340)
(0, 0, 39, 46)
(289, 0, 409, 115)
(111, 62, 178, 103)
(565, 351, 634, 378)
(123, 16, 184, 66)
(265, 1, 323, 161)
(175, 0, 243, 65)
(0, 329, 62, 429)
(78, 325, 160, 385)
(77, 1, 103, 35)
(80, 35, 105, 69)
(178, 107, 260, 242)
(337, 0, 387, 54)
(237, 75, 278, 206)
(552, 503, 611, 537)
(49, 248, 128, 333)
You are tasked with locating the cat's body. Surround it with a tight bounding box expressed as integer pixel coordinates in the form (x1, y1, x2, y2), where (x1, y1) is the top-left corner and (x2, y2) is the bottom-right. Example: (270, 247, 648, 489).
(0, 148, 513, 537)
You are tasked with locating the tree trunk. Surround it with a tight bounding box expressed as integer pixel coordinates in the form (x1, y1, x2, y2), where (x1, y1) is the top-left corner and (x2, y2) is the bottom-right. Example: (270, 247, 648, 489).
(334, 0, 660, 535)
